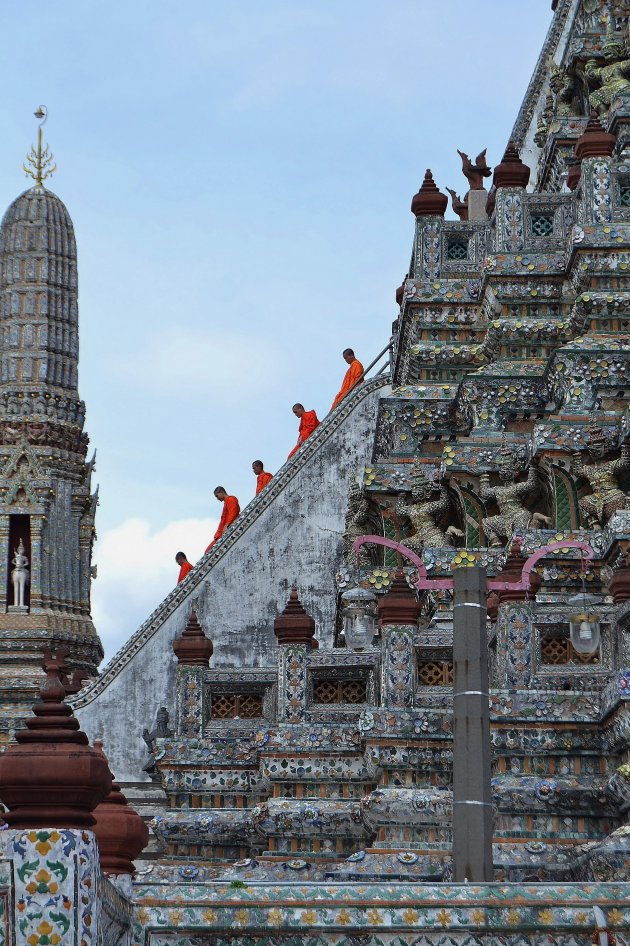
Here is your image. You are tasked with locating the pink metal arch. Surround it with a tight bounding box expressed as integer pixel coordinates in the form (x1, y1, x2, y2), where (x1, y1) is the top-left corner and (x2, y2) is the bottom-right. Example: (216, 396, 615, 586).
(352, 535, 594, 593)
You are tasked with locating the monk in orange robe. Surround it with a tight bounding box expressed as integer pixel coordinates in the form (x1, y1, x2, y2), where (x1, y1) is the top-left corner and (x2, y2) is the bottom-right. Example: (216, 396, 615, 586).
(175, 551, 193, 583)
(205, 487, 240, 552)
(252, 460, 273, 494)
(330, 348, 364, 411)
(287, 403, 320, 459)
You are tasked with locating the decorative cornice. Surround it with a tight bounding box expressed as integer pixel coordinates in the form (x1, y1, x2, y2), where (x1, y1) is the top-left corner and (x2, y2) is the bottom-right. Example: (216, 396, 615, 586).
(510, 0, 578, 151)
(71, 375, 390, 709)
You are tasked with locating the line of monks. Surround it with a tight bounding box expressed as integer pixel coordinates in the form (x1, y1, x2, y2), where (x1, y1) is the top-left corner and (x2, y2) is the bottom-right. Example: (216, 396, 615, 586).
(175, 349, 364, 583)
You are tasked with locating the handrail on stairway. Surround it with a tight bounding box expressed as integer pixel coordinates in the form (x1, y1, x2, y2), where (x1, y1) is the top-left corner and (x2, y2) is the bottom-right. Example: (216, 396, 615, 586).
(359, 341, 392, 382)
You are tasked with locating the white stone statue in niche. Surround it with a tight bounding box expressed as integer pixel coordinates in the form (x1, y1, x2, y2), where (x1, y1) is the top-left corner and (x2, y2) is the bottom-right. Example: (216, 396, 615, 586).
(11, 539, 29, 608)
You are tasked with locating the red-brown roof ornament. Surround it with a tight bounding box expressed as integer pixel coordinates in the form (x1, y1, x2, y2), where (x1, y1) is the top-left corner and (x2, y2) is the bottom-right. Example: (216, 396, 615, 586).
(493, 141, 530, 190)
(457, 148, 492, 190)
(395, 276, 407, 306)
(446, 188, 469, 221)
(172, 608, 214, 666)
(489, 538, 540, 612)
(378, 569, 422, 626)
(575, 112, 616, 161)
(274, 587, 317, 647)
(411, 170, 448, 217)
(0, 648, 111, 828)
(566, 156, 582, 192)
(485, 186, 497, 216)
(92, 741, 149, 875)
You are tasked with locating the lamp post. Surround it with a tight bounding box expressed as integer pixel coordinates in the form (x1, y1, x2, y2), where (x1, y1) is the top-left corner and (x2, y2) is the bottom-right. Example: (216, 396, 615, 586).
(352, 534, 594, 883)
(340, 585, 378, 651)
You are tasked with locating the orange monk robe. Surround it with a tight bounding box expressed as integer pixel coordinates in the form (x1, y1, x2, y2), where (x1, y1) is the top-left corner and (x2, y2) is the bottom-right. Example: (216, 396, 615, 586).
(177, 560, 193, 583)
(287, 410, 320, 459)
(205, 495, 240, 552)
(330, 359, 364, 411)
(256, 471, 273, 495)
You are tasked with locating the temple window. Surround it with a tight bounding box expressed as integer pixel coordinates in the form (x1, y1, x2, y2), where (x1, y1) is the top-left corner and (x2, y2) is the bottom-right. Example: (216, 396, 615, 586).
(418, 659, 454, 686)
(312, 679, 367, 704)
(446, 237, 469, 261)
(619, 181, 630, 208)
(540, 633, 599, 665)
(531, 214, 554, 237)
(208, 692, 264, 719)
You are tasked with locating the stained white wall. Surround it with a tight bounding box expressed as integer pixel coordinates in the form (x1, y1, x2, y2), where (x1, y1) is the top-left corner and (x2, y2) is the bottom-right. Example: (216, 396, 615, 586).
(74, 380, 389, 782)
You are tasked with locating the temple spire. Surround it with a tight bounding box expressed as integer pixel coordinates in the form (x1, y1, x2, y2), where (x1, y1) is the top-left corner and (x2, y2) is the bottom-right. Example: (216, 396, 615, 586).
(23, 106, 56, 187)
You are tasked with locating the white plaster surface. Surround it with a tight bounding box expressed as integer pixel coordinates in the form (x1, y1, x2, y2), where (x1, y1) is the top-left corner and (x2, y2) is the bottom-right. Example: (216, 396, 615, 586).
(75, 378, 390, 781)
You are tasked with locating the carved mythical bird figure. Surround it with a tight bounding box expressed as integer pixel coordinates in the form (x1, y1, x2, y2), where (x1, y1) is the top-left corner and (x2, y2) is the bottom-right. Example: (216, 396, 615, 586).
(446, 187, 468, 221)
(456, 148, 492, 190)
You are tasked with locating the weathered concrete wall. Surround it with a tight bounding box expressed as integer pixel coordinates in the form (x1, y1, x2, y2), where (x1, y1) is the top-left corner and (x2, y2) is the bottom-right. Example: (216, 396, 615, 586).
(74, 378, 390, 782)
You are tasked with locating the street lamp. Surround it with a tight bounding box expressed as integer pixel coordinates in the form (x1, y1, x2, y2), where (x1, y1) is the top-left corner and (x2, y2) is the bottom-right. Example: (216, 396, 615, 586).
(340, 586, 378, 651)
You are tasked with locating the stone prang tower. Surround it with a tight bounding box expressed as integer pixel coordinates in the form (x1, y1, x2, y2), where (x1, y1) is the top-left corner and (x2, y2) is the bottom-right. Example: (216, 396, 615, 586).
(0, 110, 102, 734)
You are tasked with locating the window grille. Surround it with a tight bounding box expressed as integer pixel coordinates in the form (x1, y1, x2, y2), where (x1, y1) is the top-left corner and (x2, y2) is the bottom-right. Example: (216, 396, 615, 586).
(209, 692, 264, 719)
(446, 239, 468, 261)
(620, 184, 630, 208)
(531, 214, 554, 237)
(313, 679, 367, 704)
(540, 636, 599, 665)
(419, 660, 454, 685)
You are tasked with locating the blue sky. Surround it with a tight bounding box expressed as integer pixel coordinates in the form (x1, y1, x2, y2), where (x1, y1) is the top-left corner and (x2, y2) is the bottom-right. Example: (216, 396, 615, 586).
(0, 1, 553, 659)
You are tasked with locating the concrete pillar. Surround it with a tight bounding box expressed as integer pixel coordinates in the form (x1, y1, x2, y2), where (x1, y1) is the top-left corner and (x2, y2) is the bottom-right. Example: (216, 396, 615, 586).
(452, 566, 493, 882)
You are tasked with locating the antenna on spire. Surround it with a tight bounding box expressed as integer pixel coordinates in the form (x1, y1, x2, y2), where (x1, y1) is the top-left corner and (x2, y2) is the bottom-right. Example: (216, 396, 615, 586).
(23, 105, 56, 187)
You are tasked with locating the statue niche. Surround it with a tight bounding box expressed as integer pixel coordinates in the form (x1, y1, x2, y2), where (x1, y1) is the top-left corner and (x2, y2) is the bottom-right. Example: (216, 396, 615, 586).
(571, 444, 630, 528)
(10, 539, 29, 609)
(395, 467, 464, 554)
(480, 459, 552, 548)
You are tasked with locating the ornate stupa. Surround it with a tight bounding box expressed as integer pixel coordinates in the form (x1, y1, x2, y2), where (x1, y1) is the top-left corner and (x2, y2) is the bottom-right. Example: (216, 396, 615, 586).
(0, 108, 102, 734)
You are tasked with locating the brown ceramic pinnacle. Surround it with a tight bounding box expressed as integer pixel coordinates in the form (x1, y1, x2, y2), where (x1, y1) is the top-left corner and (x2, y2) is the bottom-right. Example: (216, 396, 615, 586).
(173, 609, 214, 666)
(274, 587, 317, 646)
(0, 649, 111, 828)
(575, 113, 616, 161)
(92, 741, 149, 875)
(395, 277, 406, 306)
(411, 170, 448, 217)
(491, 538, 540, 610)
(378, 570, 421, 626)
(492, 141, 530, 190)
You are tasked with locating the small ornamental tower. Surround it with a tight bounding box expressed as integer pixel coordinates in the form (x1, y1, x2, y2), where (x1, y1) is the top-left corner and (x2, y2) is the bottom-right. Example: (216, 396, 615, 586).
(0, 109, 103, 732)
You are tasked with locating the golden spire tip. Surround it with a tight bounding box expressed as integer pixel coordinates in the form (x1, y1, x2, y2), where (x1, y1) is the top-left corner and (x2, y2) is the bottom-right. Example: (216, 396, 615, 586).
(23, 105, 56, 187)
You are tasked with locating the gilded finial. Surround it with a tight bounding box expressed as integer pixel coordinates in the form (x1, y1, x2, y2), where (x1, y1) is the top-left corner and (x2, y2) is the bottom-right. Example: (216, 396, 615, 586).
(23, 106, 56, 187)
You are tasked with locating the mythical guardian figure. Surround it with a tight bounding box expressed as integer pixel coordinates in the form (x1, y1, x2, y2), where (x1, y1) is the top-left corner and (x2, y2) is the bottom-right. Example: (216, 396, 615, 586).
(343, 482, 377, 567)
(395, 469, 463, 553)
(571, 444, 630, 528)
(550, 64, 578, 117)
(142, 706, 172, 782)
(585, 19, 630, 114)
(480, 460, 551, 547)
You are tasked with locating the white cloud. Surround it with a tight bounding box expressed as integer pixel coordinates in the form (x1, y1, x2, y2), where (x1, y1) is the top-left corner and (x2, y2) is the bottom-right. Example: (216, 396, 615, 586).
(109, 329, 281, 398)
(91, 515, 217, 662)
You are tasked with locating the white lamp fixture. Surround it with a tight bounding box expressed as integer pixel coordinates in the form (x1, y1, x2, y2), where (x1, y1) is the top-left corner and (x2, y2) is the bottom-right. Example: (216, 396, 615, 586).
(567, 592, 601, 655)
(340, 586, 378, 651)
